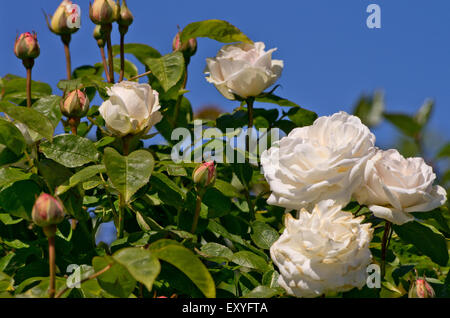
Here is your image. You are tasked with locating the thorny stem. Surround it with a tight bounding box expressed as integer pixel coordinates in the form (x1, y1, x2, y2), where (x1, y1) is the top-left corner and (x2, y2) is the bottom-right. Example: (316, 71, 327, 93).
(55, 264, 113, 298)
(26, 66, 32, 108)
(100, 46, 111, 83)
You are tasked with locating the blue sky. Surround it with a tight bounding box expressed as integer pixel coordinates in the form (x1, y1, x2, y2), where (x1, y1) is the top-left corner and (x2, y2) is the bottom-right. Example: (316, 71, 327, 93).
(1, 0, 449, 150)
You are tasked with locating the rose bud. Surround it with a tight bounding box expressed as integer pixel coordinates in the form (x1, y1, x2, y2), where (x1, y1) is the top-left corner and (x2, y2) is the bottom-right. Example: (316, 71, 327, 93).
(172, 31, 197, 58)
(90, 0, 120, 25)
(118, 0, 134, 33)
(192, 162, 216, 188)
(93, 25, 105, 47)
(409, 275, 436, 298)
(60, 89, 90, 118)
(46, 0, 80, 36)
(14, 32, 40, 61)
(32, 193, 65, 234)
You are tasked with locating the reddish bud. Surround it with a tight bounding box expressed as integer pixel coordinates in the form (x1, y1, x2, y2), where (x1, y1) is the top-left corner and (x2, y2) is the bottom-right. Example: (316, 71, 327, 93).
(46, 0, 80, 36)
(172, 31, 197, 58)
(192, 161, 216, 188)
(60, 89, 90, 118)
(32, 193, 65, 230)
(409, 275, 436, 298)
(14, 32, 40, 61)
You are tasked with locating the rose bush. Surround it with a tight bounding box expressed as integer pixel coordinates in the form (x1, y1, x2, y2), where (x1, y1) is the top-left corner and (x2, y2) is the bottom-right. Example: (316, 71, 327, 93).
(0, 1, 448, 300)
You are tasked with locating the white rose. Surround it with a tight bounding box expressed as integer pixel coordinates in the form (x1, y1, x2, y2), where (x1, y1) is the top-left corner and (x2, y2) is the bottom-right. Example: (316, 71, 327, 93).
(261, 111, 376, 211)
(354, 149, 447, 225)
(99, 81, 162, 137)
(205, 42, 283, 100)
(270, 200, 373, 298)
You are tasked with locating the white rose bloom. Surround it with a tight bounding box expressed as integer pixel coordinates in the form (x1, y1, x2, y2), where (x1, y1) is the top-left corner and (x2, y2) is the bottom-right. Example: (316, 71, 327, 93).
(205, 42, 283, 100)
(354, 149, 447, 225)
(270, 200, 373, 298)
(99, 81, 162, 137)
(261, 111, 376, 211)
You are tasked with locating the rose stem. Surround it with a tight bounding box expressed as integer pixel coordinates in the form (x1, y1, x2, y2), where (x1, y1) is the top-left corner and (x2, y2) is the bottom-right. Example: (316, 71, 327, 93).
(48, 233, 56, 298)
(25, 64, 33, 108)
(190, 192, 203, 234)
(68, 117, 79, 135)
(119, 32, 125, 82)
(55, 263, 112, 298)
(173, 68, 189, 127)
(61, 35, 72, 80)
(100, 46, 111, 83)
(381, 221, 392, 278)
(105, 24, 115, 83)
(117, 194, 125, 239)
(246, 97, 255, 155)
(128, 70, 152, 81)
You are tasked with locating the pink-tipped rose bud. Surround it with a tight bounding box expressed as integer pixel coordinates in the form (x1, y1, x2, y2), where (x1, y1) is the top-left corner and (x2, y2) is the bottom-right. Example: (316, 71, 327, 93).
(192, 161, 216, 188)
(172, 31, 197, 58)
(47, 0, 81, 36)
(60, 89, 90, 118)
(90, 0, 119, 25)
(118, 0, 134, 30)
(14, 32, 40, 61)
(409, 276, 436, 298)
(32, 193, 65, 230)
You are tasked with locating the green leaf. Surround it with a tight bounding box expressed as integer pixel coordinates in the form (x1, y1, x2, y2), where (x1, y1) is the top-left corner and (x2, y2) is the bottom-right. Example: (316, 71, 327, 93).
(256, 94, 299, 107)
(214, 179, 240, 197)
(437, 143, 450, 159)
(32, 95, 62, 128)
(250, 221, 279, 250)
(1, 76, 52, 102)
(103, 148, 155, 203)
(55, 165, 106, 196)
(150, 241, 216, 298)
(112, 43, 161, 66)
(0, 118, 26, 156)
(0, 101, 54, 141)
(0, 180, 40, 220)
(181, 20, 252, 44)
(92, 256, 136, 298)
(0, 167, 31, 190)
(40, 134, 99, 168)
(353, 91, 384, 127)
(231, 251, 270, 272)
(0, 214, 23, 225)
(203, 187, 231, 218)
(243, 286, 282, 298)
(145, 52, 185, 92)
(287, 107, 318, 127)
(112, 247, 161, 292)
(384, 113, 422, 137)
(149, 172, 185, 205)
(200, 242, 233, 261)
(393, 221, 449, 266)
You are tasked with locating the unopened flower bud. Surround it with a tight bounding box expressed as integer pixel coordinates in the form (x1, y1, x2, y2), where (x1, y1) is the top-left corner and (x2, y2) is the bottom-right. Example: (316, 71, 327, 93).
(60, 89, 90, 118)
(172, 31, 197, 58)
(32, 193, 65, 231)
(93, 25, 105, 47)
(409, 275, 436, 298)
(14, 32, 40, 61)
(192, 162, 216, 188)
(46, 0, 81, 36)
(118, 0, 134, 30)
(90, 0, 120, 25)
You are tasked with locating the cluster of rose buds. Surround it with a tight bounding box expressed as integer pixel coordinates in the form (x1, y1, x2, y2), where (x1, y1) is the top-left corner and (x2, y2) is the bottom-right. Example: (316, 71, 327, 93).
(32, 193, 66, 237)
(192, 161, 216, 189)
(89, 0, 120, 25)
(408, 271, 436, 298)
